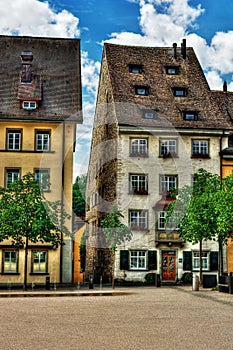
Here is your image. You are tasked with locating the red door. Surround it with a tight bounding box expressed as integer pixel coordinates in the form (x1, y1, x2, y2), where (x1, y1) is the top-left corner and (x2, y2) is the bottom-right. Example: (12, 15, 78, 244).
(162, 251, 176, 281)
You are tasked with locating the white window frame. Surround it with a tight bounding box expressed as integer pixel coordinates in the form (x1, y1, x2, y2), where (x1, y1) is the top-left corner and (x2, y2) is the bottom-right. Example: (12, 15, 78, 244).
(31, 251, 48, 273)
(160, 139, 177, 156)
(130, 250, 147, 270)
(130, 138, 148, 156)
(130, 210, 148, 230)
(7, 130, 21, 151)
(6, 168, 20, 188)
(35, 169, 50, 191)
(193, 251, 209, 271)
(192, 140, 209, 156)
(130, 174, 148, 194)
(23, 101, 37, 110)
(158, 211, 179, 231)
(160, 175, 177, 193)
(36, 131, 50, 151)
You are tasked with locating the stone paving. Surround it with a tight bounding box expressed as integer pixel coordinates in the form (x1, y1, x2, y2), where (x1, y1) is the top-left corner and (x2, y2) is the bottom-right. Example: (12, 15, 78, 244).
(0, 286, 232, 350)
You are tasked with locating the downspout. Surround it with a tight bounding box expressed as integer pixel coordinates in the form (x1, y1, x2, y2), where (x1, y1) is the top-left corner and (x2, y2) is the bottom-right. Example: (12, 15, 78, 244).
(219, 130, 225, 277)
(60, 121, 65, 283)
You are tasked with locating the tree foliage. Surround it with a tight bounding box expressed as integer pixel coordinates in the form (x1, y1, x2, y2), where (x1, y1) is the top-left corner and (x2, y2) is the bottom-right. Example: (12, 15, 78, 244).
(101, 206, 132, 251)
(72, 174, 86, 218)
(0, 172, 71, 247)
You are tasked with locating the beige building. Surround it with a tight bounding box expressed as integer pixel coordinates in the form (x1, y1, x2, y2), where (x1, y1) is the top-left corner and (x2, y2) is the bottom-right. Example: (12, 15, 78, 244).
(86, 41, 233, 285)
(0, 36, 82, 288)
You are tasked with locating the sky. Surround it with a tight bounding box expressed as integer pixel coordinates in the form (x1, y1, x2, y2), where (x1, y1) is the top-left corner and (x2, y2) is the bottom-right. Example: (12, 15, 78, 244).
(1, 0, 233, 177)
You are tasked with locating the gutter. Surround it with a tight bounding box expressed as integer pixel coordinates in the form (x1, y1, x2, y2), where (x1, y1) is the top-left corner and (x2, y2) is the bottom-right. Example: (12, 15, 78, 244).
(60, 121, 65, 283)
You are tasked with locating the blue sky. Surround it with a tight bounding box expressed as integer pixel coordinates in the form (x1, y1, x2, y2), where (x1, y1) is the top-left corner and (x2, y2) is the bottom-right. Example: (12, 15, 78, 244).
(1, 0, 233, 176)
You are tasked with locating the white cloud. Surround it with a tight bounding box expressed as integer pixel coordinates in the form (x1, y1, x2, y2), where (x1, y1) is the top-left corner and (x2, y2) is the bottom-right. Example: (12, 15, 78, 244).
(0, 0, 79, 37)
(81, 51, 101, 96)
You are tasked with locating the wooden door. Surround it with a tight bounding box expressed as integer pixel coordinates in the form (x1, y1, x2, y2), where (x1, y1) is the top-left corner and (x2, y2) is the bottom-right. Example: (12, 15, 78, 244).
(162, 251, 176, 281)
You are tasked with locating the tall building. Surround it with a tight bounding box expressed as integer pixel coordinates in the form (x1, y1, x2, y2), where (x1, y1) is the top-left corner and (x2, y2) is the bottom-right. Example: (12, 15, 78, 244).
(0, 36, 82, 287)
(86, 40, 233, 284)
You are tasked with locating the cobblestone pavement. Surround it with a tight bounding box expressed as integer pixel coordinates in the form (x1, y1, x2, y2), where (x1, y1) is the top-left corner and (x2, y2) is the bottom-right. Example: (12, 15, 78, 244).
(0, 286, 233, 350)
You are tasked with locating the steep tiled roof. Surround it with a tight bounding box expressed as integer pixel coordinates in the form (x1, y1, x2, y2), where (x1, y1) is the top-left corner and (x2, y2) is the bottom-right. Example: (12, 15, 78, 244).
(0, 36, 82, 122)
(104, 43, 233, 130)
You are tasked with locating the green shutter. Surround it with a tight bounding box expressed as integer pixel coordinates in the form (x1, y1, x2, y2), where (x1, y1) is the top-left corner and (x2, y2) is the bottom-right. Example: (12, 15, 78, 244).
(183, 251, 192, 271)
(210, 251, 218, 271)
(148, 250, 157, 270)
(120, 250, 129, 270)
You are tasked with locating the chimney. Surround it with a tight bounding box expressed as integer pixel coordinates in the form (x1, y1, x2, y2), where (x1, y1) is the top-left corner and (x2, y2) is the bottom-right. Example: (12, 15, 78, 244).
(223, 81, 227, 92)
(173, 43, 177, 59)
(181, 39, 186, 59)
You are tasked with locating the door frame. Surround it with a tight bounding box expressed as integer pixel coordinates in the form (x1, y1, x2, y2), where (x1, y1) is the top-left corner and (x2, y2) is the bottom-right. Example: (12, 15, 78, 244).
(160, 248, 178, 282)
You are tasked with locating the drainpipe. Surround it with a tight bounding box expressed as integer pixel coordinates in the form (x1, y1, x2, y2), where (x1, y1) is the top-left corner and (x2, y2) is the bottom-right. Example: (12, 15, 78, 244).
(219, 130, 225, 277)
(60, 121, 65, 283)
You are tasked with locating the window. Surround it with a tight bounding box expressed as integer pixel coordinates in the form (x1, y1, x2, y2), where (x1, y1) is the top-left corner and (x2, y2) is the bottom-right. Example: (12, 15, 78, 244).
(2, 250, 18, 273)
(130, 251, 146, 270)
(193, 252, 209, 271)
(160, 139, 177, 156)
(23, 101, 37, 110)
(130, 210, 148, 230)
(192, 140, 209, 157)
(129, 174, 148, 195)
(7, 129, 21, 151)
(183, 111, 198, 121)
(130, 138, 148, 156)
(135, 86, 149, 96)
(143, 111, 155, 119)
(129, 64, 142, 74)
(35, 130, 50, 151)
(160, 175, 177, 193)
(31, 251, 48, 273)
(35, 169, 50, 191)
(173, 88, 187, 97)
(165, 66, 179, 75)
(158, 211, 179, 230)
(6, 168, 20, 188)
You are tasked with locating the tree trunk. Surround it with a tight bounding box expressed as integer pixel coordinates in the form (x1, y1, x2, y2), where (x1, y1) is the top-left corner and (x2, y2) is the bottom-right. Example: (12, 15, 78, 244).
(199, 240, 202, 287)
(24, 237, 28, 291)
(112, 250, 115, 289)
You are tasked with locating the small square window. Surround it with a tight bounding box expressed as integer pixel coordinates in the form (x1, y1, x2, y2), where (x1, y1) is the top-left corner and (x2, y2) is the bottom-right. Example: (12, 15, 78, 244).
(135, 86, 149, 96)
(183, 111, 198, 121)
(173, 88, 187, 97)
(129, 64, 142, 74)
(165, 66, 179, 75)
(143, 111, 155, 119)
(23, 101, 37, 110)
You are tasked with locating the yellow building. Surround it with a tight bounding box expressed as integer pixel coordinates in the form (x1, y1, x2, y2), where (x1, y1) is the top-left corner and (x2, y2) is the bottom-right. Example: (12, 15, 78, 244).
(0, 36, 82, 288)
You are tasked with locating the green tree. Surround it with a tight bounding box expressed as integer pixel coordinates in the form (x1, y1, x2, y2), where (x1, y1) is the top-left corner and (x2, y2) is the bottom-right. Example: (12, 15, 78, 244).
(101, 206, 132, 288)
(72, 174, 86, 218)
(167, 169, 227, 285)
(0, 172, 71, 290)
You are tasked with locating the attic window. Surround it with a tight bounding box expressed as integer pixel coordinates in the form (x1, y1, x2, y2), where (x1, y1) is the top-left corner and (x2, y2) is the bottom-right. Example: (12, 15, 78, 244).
(143, 110, 156, 119)
(23, 101, 37, 110)
(173, 87, 187, 97)
(135, 86, 149, 96)
(165, 66, 179, 75)
(129, 64, 142, 74)
(183, 111, 198, 121)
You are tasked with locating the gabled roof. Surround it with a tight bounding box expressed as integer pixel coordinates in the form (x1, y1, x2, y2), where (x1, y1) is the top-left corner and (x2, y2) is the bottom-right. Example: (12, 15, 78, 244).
(103, 43, 233, 131)
(0, 35, 82, 122)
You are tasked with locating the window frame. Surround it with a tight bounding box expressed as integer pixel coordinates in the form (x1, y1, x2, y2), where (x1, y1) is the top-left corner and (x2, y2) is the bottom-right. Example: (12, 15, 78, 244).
(158, 211, 179, 231)
(159, 175, 178, 193)
(183, 111, 198, 121)
(6, 129, 22, 151)
(160, 139, 177, 157)
(165, 66, 179, 75)
(191, 139, 209, 158)
(5, 168, 20, 188)
(172, 87, 187, 97)
(192, 251, 209, 271)
(22, 101, 37, 110)
(129, 174, 148, 195)
(130, 138, 148, 157)
(135, 85, 149, 96)
(128, 64, 142, 74)
(2, 250, 18, 274)
(34, 169, 50, 191)
(35, 129, 51, 152)
(129, 210, 148, 230)
(31, 250, 48, 274)
(130, 250, 147, 270)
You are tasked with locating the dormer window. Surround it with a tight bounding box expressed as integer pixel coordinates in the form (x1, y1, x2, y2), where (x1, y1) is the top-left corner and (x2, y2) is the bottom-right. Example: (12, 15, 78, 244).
(173, 87, 187, 97)
(183, 111, 198, 121)
(129, 64, 142, 74)
(21, 51, 33, 83)
(23, 101, 37, 110)
(135, 86, 149, 96)
(165, 66, 179, 75)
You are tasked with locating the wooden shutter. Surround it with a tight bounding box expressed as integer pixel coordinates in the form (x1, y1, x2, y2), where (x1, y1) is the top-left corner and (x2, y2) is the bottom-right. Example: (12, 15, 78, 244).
(210, 251, 218, 271)
(148, 250, 157, 270)
(183, 251, 192, 271)
(120, 250, 129, 270)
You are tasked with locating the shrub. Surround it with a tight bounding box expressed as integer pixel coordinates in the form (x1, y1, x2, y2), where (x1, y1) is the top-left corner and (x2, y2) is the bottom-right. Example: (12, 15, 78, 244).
(181, 272, 193, 284)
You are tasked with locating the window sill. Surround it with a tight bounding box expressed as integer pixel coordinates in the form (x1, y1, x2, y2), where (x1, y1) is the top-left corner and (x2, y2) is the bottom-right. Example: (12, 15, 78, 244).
(30, 272, 49, 276)
(130, 227, 147, 231)
(191, 155, 210, 159)
(1, 272, 20, 275)
(130, 154, 148, 158)
(129, 191, 148, 195)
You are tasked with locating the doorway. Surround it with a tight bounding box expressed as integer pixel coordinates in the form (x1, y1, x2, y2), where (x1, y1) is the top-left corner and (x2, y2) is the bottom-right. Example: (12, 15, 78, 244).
(161, 250, 177, 281)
